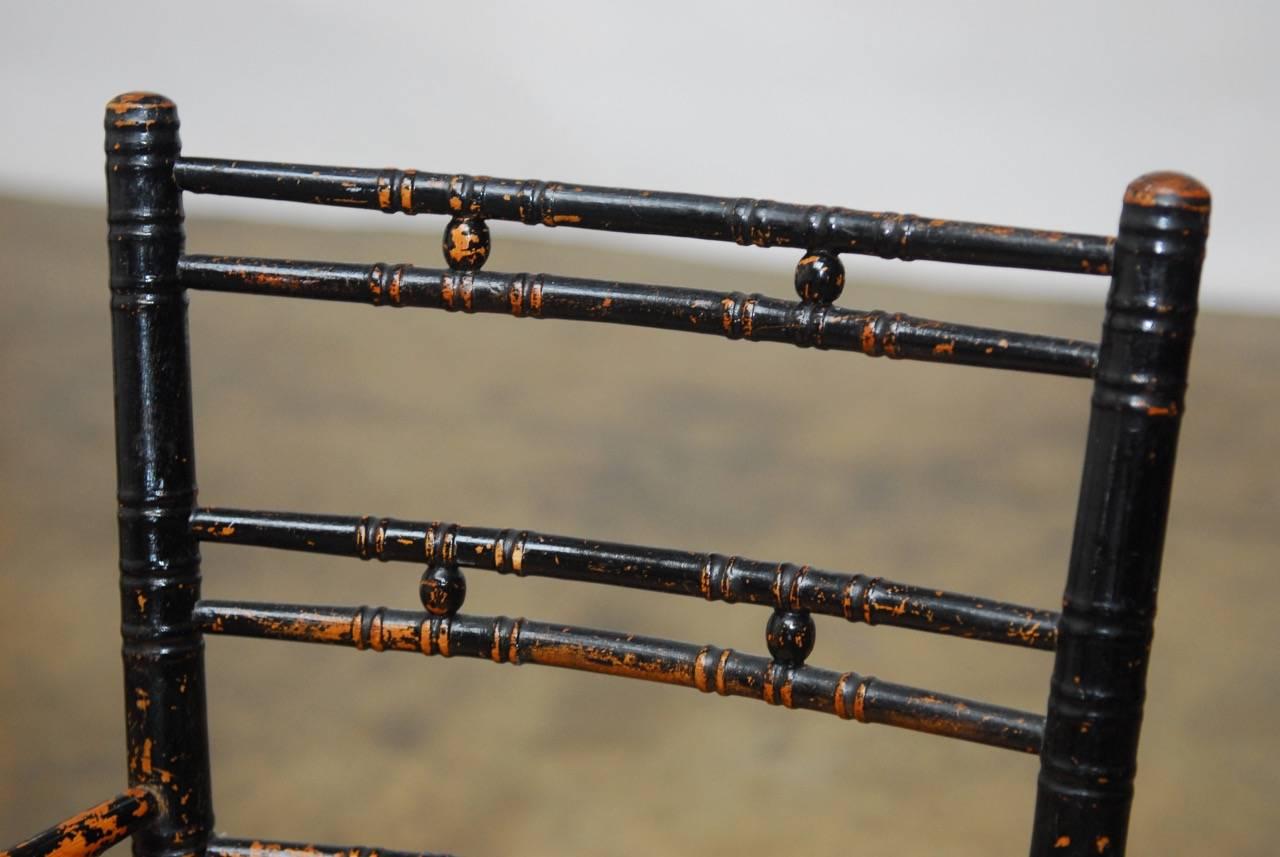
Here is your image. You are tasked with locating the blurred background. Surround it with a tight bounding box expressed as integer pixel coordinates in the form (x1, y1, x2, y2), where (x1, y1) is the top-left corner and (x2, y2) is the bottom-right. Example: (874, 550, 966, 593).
(2, 2, 1276, 855)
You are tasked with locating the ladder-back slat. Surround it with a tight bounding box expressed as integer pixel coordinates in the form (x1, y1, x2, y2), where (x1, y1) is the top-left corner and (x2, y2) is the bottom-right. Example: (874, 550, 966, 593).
(173, 157, 1116, 276)
(206, 839, 454, 857)
(191, 506, 1058, 651)
(193, 600, 1046, 754)
(178, 255, 1100, 377)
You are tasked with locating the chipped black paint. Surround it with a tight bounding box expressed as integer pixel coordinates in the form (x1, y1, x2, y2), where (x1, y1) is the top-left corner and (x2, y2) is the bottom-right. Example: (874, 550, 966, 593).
(0, 92, 1202, 857)
(105, 93, 213, 857)
(419, 565, 466, 617)
(193, 600, 1045, 754)
(766, 608, 816, 666)
(0, 789, 154, 857)
(441, 216, 489, 271)
(173, 158, 1115, 275)
(207, 839, 453, 857)
(190, 506, 1060, 651)
(1030, 174, 1211, 857)
(177, 256, 1099, 377)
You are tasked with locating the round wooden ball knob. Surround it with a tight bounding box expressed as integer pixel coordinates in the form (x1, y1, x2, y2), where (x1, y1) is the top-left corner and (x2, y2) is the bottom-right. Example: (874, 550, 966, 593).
(794, 250, 845, 304)
(766, 609, 816, 665)
(442, 216, 491, 271)
(420, 565, 467, 616)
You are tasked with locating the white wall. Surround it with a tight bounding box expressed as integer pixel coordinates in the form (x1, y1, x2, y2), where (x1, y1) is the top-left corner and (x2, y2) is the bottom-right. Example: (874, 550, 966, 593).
(5, 1, 1275, 311)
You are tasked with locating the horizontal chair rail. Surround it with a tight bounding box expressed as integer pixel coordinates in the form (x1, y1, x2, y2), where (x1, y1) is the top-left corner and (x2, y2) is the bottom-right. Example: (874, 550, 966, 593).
(174, 157, 1114, 276)
(194, 600, 1044, 753)
(207, 838, 453, 857)
(178, 256, 1099, 378)
(191, 507, 1058, 651)
(0, 789, 154, 857)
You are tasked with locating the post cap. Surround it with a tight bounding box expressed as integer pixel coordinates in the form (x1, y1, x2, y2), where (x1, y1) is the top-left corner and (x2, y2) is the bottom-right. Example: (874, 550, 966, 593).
(1124, 171, 1210, 213)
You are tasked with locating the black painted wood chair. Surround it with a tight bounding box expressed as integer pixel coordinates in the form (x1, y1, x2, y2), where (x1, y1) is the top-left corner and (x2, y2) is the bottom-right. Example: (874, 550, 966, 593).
(2, 91, 1209, 857)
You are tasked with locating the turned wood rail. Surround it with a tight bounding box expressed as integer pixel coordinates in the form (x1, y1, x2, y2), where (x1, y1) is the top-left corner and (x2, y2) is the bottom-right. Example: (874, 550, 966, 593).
(1, 91, 1209, 857)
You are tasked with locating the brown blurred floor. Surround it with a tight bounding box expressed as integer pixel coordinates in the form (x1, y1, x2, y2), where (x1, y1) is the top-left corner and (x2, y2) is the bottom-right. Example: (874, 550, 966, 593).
(1, 196, 1276, 855)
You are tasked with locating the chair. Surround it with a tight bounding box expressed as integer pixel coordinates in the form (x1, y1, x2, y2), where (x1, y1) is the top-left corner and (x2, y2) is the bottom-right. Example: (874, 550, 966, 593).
(1, 91, 1210, 857)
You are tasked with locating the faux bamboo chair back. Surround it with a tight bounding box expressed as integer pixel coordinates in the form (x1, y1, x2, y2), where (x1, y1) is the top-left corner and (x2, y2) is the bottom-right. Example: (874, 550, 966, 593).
(3, 91, 1210, 857)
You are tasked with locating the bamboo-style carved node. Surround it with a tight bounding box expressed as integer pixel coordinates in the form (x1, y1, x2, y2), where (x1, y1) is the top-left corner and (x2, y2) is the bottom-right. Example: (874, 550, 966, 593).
(424, 521, 459, 568)
(355, 516, 391, 560)
(420, 565, 466, 616)
(794, 250, 845, 304)
(872, 212, 926, 260)
(442, 217, 490, 271)
(766, 609, 816, 665)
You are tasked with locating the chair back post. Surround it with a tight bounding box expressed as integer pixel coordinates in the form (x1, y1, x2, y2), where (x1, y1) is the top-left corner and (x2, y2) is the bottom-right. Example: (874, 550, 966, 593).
(105, 92, 214, 857)
(1031, 173, 1210, 856)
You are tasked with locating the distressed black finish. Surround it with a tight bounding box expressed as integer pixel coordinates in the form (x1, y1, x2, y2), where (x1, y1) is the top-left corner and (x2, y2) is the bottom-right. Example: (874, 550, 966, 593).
(1029, 174, 1209, 856)
(0, 790, 154, 857)
(190, 507, 1059, 650)
(177, 256, 1099, 377)
(793, 250, 845, 304)
(207, 838, 453, 857)
(173, 158, 1115, 275)
(192, 601, 1045, 754)
(105, 93, 213, 857)
(3, 91, 1207, 857)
